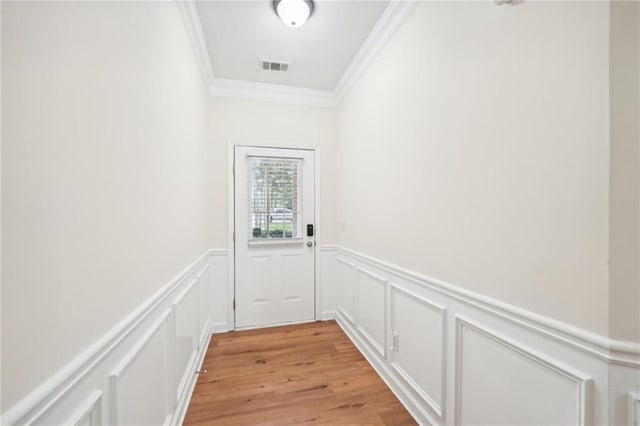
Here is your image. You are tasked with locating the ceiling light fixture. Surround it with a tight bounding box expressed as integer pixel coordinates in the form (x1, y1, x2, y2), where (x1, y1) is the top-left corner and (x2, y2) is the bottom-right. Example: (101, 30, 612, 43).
(273, 0, 314, 28)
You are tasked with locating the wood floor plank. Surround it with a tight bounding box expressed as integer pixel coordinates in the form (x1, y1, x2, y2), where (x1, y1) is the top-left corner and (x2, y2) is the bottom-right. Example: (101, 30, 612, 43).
(184, 321, 415, 425)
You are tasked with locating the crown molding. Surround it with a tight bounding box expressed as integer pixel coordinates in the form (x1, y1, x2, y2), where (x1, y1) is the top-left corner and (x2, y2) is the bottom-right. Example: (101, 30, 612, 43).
(210, 78, 336, 108)
(177, 0, 415, 108)
(334, 0, 417, 104)
(176, 0, 215, 88)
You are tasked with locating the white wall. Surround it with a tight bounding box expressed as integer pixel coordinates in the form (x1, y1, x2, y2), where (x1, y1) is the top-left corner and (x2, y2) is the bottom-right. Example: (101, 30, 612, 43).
(1, 1, 213, 413)
(208, 97, 338, 246)
(336, 0, 611, 337)
(610, 0, 640, 344)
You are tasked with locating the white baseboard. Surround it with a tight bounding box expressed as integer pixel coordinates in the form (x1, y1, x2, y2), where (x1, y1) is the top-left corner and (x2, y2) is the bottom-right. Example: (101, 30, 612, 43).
(324, 245, 640, 425)
(320, 310, 336, 320)
(172, 328, 213, 426)
(19, 245, 636, 425)
(211, 321, 232, 333)
(3, 250, 220, 426)
(335, 310, 437, 425)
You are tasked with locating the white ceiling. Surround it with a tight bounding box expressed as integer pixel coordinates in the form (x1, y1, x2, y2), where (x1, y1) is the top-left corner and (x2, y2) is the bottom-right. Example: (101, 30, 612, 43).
(196, 1, 390, 91)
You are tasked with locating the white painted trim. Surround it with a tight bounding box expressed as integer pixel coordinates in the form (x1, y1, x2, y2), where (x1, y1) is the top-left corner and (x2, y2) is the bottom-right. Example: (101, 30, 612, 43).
(2, 251, 211, 426)
(453, 315, 592, 426)
(171, 278, 197, 309)
(355, 267, 387, 358)
(331, 246, 640, 366)
(229, 143, 322, 330)
(210, 78, 336, 108)
(109, 309, 173, 425)
(227, 140, 236, 331)
(211, 322, 232, 333)
(335, 310, 439, 425)
(171, 326, 213, 426)
(630, 392, 640, 426)
(176, 0, 417, 107)
(197, 264, 212, 347)
(233, 318, 317, 332)
(320, 310, 336, 321)
(170, 278, 199, 404)
(334, 0, 418, 103)
(336, 256, 356, 269)
(314, 147, 322, 320)
(66, 390, 102, 426)
(336, 256, 357, 325)
(389, 283, 447, 419)
(175, 0, 215, 88)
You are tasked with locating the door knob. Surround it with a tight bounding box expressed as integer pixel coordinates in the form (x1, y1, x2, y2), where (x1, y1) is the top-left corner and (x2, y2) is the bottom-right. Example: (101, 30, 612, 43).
(306, 241, 313, 247)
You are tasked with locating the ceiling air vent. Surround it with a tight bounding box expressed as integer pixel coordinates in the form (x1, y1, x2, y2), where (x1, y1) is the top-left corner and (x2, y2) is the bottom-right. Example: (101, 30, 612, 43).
(261, 60, 289, 72)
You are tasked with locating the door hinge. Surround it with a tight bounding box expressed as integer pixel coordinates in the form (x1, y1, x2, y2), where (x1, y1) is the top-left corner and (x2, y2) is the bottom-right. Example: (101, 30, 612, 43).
(232, 162, 235, 176)
(233, 298, 236, 310)
(233, 231, 235, 244)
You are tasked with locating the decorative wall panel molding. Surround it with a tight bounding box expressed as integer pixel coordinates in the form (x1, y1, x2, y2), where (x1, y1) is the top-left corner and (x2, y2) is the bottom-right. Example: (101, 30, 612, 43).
(3, 250, 217, 426)
(389, 284, 447, 419)
(171, 278, 199, 406)
(326, 245, 640, 425)
(355, 267, 387, 358)
(109, 310, 173, 426)
(454, 315, 590, 426)
(9, 246, 639, 425)
(336, 257, 357, 324)
(631, 392, 640, 426)
(66, 390, 103, 426)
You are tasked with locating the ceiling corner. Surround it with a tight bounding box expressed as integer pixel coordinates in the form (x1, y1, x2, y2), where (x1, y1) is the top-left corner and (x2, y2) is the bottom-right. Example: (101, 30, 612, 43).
(178, 0, 417, 108)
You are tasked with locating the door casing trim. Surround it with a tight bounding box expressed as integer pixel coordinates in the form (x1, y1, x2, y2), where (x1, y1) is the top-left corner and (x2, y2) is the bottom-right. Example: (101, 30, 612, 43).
(227, 140, 322, 330)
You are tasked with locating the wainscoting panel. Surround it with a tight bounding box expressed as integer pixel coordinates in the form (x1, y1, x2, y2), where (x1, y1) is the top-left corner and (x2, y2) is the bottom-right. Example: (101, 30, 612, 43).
(3, 251, 217, 426)
(630, 392, 640, 426)
(66, 391, 103, 426)
(210, 250, 230, 333)
(454, 316, 590, 425)
(389, 284, 447, 419)
(109, 310, 172, 426)
(196, 264, 211, 347)
(172, 278, 199, 405)
(7, 247, 640, 425)
(319, 246, 337, 320)
(336, 257, 356, 324)
(324, 246, 640, 426)
(356, 267, 387, 358)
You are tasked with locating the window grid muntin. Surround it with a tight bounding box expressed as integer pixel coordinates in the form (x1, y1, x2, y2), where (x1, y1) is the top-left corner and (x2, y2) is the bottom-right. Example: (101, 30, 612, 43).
(248, 156, 303, 240)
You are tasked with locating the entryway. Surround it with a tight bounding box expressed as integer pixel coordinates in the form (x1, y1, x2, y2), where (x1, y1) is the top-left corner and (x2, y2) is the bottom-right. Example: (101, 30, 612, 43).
(233, 146, 317, 329)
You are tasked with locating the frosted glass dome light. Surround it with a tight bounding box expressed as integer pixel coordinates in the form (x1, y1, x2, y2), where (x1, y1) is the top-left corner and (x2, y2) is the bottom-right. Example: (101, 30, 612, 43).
(274, 0, 314, 28)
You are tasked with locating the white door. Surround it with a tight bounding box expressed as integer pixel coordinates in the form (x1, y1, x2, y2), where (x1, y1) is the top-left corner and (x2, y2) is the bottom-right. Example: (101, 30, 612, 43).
(234, 146, 316, 328)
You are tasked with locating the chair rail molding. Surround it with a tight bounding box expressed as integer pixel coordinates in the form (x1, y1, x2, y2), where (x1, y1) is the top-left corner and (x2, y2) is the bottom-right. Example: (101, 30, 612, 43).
(453, 315, 591, 426)
(2, 249, 222, 426)
(323, 245, 640, 425)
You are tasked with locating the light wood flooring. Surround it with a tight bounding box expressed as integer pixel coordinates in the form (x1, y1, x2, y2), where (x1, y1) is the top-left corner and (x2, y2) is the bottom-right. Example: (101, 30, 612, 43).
(183, 320, 416, 425)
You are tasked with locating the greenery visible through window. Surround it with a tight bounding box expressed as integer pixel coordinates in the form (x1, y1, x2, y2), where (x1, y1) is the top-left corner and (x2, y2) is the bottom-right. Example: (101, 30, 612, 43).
(248, 157, 302, 239)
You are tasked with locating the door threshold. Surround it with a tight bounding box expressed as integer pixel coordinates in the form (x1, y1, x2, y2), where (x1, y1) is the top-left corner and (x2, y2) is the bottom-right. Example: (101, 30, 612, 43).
(233, 318, 318, 331)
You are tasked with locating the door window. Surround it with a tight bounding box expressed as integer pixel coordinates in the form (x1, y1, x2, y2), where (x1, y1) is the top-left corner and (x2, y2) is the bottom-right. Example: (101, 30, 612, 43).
(247, 156, 302, 240)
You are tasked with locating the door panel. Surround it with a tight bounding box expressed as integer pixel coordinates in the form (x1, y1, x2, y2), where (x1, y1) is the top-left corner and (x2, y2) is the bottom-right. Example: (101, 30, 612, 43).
(234, 146, 315, 328)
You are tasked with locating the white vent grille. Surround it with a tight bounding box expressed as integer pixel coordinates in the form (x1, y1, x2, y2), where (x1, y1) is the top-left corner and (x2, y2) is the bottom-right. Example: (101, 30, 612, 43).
(261, 60, 289, 72)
